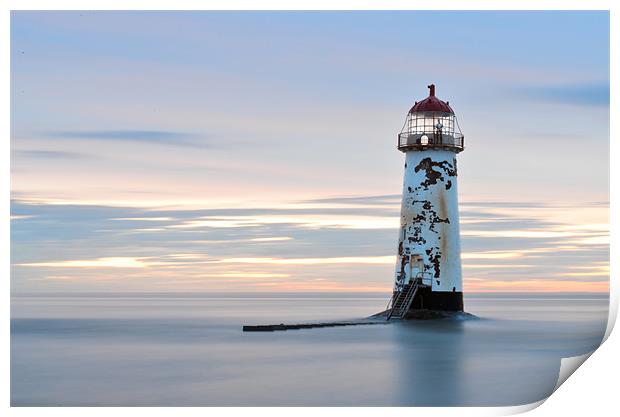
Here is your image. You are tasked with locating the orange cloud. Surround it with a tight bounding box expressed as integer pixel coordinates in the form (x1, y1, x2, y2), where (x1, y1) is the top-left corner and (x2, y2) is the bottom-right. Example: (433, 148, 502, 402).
(465, 279, 609, 293)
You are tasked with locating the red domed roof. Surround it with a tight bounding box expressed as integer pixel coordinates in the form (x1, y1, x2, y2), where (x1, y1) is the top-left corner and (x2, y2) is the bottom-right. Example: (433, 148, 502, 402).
(409, 84, 454, 114)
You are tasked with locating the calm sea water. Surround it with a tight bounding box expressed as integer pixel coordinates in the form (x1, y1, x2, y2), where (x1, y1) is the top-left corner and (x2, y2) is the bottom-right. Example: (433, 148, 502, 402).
(11, 293, 608, 406)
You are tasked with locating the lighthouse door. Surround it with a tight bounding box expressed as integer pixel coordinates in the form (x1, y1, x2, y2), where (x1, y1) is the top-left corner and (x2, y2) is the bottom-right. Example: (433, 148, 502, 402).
(410, 254, 424, 284)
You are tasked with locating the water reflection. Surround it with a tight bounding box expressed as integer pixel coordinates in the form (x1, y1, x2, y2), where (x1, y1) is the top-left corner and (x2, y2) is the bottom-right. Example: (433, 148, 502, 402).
(392, 320, 466, 406)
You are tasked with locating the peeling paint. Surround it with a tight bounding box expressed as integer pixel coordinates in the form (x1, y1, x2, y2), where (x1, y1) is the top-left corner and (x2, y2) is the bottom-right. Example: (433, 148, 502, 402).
(394, 150, 463, 294)
(413, 157, 457, 190)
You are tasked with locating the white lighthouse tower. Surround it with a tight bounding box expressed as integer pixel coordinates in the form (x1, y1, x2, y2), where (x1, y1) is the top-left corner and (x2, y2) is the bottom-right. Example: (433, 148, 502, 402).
(388, 84, 465, 319)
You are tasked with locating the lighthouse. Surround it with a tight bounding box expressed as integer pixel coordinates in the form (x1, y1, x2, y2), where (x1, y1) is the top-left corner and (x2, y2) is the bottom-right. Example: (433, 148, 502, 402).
(388, 84, 465, 319)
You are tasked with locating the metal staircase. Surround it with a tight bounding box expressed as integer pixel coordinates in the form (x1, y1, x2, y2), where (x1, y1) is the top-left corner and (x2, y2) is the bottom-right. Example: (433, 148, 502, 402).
(387, 276, 422, 320)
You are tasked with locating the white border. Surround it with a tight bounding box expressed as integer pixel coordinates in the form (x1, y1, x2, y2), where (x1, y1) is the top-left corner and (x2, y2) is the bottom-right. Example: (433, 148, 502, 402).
(3, 1, 617, 416)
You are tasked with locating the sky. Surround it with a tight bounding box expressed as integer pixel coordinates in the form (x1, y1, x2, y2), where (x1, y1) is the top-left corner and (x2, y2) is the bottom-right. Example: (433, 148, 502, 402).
(10, 11, 609, 294)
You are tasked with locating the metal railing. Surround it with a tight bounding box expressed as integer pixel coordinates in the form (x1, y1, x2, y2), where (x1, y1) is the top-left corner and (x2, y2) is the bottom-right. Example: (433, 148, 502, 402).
(397, 131, 464, 151)
(416, 271, 433, 287)
(387, 277, 421, 320)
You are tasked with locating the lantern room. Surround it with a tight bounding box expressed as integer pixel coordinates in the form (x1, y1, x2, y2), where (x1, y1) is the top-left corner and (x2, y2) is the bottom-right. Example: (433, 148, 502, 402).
(397, 84, 464, 153)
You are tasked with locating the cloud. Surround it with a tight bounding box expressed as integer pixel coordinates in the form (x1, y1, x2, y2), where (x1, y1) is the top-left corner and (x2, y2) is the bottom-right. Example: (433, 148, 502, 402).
(250, 237, 293, 242)
(17, 257, 149, 268)
(464, 279, 608, 293)
(9, 197, 609, 293)
(461, 251, 523, 260)
(10, 214, 34, 220)
(166, 214, 398, 230)
(518, 82, 609, 106)
(12, 150, 89, 159)
(216, 255, 395, 265)
(111, 217, 175, 222)
(306, 195, 401, 206)
(44, 130, 208, 148)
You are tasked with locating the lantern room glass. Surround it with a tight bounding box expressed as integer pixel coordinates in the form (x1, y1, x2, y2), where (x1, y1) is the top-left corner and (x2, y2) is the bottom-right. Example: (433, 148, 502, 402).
(398, 111, 464, 152)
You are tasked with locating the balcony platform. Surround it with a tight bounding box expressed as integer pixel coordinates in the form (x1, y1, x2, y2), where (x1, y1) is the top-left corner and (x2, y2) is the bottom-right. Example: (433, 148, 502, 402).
(398, 132, 464, 153)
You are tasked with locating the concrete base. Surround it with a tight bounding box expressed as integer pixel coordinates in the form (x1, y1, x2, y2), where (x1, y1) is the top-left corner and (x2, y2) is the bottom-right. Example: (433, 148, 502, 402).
(371, 308, 476, 321)
(408, 287, 463, 312)
(403, 309, 475, 320)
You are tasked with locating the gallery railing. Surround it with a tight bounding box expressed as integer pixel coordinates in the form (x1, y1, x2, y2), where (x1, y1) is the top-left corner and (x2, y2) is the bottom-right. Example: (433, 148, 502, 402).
(397, 131, 464, 152)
